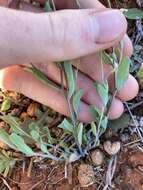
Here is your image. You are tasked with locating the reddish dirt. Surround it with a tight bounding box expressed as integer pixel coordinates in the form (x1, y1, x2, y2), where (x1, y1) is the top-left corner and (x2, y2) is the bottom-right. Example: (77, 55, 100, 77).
(114, 150, 143, 190)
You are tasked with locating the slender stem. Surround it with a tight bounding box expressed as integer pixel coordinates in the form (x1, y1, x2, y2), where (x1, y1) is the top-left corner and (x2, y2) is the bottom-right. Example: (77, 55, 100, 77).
(76, 0, 81, 8)
(51, 0, 56, 11)
(107, 0, 112, 8)
(95, 107, 104, 143)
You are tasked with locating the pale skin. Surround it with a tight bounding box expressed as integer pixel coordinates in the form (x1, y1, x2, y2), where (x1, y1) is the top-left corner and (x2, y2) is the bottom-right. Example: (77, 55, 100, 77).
(0, 0, 139, 122)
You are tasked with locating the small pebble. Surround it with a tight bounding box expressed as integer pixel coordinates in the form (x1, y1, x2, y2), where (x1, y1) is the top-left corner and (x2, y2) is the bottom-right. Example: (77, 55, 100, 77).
(104, 141, 121, 155)
(91, 149, 104, 166)
(78, 164, 94, 187)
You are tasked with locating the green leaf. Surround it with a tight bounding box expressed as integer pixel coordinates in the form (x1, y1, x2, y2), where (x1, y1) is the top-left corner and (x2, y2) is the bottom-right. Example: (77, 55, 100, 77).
(44, 1, 53, 12)
(73, 89, 84, 115)
(40, 143, 48, 153)
(27, 65, 60, 90)
(1, 99, 11, 112)
(91, 122, 97, 136)
(38, 139, 60, 160)
(101, 116, 108, 130)
(64, 61, 75, 98)
(3, 165, 10, 177)
(29, 122, 39, 131)
(76, 0, 81, 8)
(94, 81, 109, 106)
(44, 127, 55, 144)
(108, 113, 130, 131)
(30, 130, 39, 141)
(0, 115, 31, 138)
(77, 123, 83, 146)
(115, 57, 131, 90)
(137, 66, 143, 79)
(0, 162, 5, 173)
(89, 106, 101, 121)
(58, 119, 74, 133)
(101, 52, 113, 65)
(0, 129, 17, 150)
(9, 133, 35, 156)
(124, 8, 143, 19)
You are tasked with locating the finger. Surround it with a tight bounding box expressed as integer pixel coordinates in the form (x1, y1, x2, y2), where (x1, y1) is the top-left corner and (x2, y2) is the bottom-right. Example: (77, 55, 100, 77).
(0, 65, 124, 120)
(121, 34, 133, 57)
(41, 9, 127, 62)
(0, 66, 92, 123)
(14, 0, 137, 102)
(116, 75, 139, 101)
(72, 35, 138, 101)
(35, 61, 124, 119)
(72, 34, 133, 81)
(0, 0, 8, 7)
(0, 7, 127, 68)
(18, 3, 132, 61)
(62, 1, 133, 57)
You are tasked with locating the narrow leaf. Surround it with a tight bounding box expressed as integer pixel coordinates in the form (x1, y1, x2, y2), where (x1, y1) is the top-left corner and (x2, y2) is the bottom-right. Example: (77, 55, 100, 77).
(64, 61, 75, 98)
(115, 57, 131, 90)
(108, 113, 130, 131)
(0, 129, 17, 150)
(27, 65, 60, 90)
(101, 52, 113, 65)
(58, 119, 74, 133)
(1, 99, 11, 112)
(44, 127, 55, 144)
(77, 123, 83, 146)
(73, 89, 84, 115)
(40, 143, 48, 153)
(101, 116, 108, 130)
(0, 115, 31, 138)
(9, 133, 35, 156)
(30, 130, 39, 141)
(124, 8, 143, 19)
(0, 163, 5, 173)
(89, 106, 101, 121)
(38, 139, 60, 160)
(91, 122, 97, 136)
(44, 1, 53, 12)
(94, 81, 109, 106)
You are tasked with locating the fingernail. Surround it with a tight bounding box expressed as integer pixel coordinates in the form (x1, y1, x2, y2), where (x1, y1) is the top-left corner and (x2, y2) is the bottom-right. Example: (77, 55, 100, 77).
(93, 10, 127, 43)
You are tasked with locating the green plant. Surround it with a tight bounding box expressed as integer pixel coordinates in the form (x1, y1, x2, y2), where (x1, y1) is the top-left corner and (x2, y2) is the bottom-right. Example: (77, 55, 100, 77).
(0, 150, 17, 177)
(0, 0, 132, 170)
(123, 8, 143, 19)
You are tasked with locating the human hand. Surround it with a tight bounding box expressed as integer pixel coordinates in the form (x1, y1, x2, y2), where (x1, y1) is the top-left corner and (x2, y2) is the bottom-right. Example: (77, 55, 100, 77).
(0, 0, 139, 122)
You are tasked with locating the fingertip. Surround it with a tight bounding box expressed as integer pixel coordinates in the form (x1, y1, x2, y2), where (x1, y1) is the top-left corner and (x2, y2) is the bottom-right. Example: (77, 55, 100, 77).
(95, 9, 127, 44)
(108, 98, 124, 120)
(78, 98, 124, 123)
(123, 35, 133, 57)
(117, 75, 139, 101)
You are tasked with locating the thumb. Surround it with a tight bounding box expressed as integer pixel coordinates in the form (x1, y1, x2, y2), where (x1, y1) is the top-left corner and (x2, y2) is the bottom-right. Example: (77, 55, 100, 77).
(35, 9, 127, 62)
(0, 8, 127, 67)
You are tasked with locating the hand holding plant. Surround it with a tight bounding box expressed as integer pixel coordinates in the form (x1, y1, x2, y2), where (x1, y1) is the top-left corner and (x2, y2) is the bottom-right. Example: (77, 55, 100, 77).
(0, 0, 139, 163)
